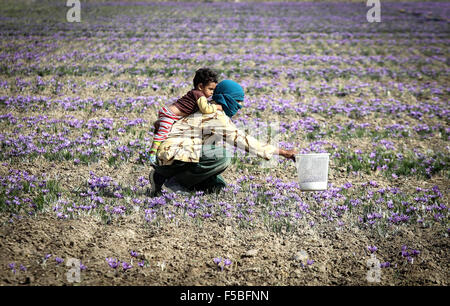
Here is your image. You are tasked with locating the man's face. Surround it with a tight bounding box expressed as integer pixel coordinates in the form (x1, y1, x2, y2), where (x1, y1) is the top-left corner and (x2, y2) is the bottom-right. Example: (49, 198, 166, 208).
(198, 82, 217, 98)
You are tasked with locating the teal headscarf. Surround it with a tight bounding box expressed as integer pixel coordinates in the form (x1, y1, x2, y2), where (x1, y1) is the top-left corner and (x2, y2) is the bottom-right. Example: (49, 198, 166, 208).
(212, 80, 244, 118)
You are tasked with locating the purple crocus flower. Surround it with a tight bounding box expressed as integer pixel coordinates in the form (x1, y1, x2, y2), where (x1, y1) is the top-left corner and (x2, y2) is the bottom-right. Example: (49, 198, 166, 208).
(411, 249, 420, 256)
(55, 257, 64, 264)
(368, 246, 378, 253)
(138, 260, 145, 268)
(307, 259, 314, 265)
(106, 257, 119, 269)
(387, 200, 394, 209)
(380, 262, 390, 268)
(45, 254, 52, 260)
(20, 264, 26, 271)
(8, 263, 16, 273)
(214, 257, 225, 271)
(122, 262, 132, 271)
(343, 182, 352, 189)
(130, 250, 138, 257)
(224, 259, 232, 267)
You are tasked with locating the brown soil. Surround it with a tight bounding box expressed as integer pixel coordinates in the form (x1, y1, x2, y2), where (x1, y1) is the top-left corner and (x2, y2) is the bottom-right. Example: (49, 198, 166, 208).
(1, 204, 448, 286)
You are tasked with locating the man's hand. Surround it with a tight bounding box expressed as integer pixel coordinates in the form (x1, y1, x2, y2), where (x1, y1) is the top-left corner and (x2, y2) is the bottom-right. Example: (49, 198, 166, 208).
(278, 148, 297, 162)
(215, 104, 223, 111)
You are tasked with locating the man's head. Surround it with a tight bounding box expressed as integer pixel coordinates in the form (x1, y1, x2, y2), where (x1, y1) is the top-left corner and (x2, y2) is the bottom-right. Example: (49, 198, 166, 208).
(212, 80, 244, 118)
(193, 68, 218, 98)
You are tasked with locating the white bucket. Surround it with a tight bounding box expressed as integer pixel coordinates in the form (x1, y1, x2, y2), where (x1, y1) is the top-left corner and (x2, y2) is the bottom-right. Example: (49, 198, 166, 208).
(296, 153, 330, 191)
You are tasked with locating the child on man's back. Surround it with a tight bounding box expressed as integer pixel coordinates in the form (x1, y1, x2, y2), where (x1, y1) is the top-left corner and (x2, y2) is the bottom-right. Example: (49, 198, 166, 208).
(149, 68, 222, 165)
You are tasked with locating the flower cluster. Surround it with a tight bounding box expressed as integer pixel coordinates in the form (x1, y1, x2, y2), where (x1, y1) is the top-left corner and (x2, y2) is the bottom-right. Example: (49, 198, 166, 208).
(213, 257, 232, 271)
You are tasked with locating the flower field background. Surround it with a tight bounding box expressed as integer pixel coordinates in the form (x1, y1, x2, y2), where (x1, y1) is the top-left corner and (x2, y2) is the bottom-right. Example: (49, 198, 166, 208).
(0, 0, 448, 285)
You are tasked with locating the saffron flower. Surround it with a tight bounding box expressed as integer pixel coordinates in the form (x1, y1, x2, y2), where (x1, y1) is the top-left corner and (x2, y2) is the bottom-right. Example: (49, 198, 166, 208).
(122, 262, 132, 271)
(401, 246, 420, 264)
(214, 257, 228, 271)
(106, 257, 120, 269)
(380, 262, 390, 268)
(368, 246, 378, 253)
(8, 263, 16, 273)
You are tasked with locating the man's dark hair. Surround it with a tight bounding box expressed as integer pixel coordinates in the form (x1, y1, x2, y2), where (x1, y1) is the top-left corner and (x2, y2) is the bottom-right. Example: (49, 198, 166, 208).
(193, 68, 218, 88)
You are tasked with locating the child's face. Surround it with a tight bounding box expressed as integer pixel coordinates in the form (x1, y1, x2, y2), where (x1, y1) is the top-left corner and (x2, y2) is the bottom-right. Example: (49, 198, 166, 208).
(198, 82, 217, 98)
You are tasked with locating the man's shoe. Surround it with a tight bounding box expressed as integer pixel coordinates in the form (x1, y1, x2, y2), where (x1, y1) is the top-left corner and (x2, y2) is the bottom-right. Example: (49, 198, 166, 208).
(148, 167, 165, 197)
(163, 177, 190, 195)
